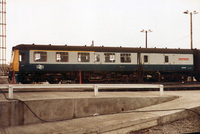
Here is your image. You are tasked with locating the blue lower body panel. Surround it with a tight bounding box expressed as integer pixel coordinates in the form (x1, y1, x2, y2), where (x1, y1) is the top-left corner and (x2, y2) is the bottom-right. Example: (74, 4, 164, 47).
(19, 64, 138, 72)
(19, 64, 193, 72)
(143, 65, 193, 71)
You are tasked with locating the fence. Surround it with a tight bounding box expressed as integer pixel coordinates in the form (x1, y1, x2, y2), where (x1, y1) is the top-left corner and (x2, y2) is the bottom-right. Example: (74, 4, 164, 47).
(0, 84, 164, 99)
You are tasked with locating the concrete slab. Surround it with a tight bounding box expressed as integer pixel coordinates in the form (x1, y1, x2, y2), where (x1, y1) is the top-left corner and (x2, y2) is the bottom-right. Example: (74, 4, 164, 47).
(0, 91, 200, 134)
(0, 91, 177, 127)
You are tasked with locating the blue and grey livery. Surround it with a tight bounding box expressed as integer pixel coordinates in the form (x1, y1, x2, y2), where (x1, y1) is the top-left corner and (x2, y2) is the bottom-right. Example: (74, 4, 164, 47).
(10, 44, 200, 84)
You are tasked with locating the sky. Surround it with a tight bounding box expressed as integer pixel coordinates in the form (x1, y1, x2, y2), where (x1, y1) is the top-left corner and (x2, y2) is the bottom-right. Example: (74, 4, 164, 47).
(5, 0, 200, 63)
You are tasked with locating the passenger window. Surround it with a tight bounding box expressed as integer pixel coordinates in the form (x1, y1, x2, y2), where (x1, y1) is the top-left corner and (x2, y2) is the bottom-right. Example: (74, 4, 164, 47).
(95, 54, 100, 62)
(120, 53, 131, 63)
(104, 53, 115, 63)
(78, 53, 90, 62)
(165, 56, 169, 63)
(144, 55, 148, 62)
(34, 51, 47, 62)
(56, 52, 68, 62)
(19, 53, 25, 62)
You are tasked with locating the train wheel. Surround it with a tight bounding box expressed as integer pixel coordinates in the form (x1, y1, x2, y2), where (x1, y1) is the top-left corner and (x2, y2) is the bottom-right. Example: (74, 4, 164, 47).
(47, 79, 60, 84)
(20, 80, 32, 84)
(48, 81, 59, 84)
(195, 73, 200, 82)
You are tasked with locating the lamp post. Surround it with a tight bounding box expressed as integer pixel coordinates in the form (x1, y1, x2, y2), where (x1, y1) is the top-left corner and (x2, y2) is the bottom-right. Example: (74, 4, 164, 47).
(183, 10, 198, 49)
(141, 29, 152, 48)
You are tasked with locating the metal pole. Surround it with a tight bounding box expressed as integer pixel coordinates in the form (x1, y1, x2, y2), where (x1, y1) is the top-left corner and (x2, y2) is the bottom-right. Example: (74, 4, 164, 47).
(190, 12, 193, 49)
(159, 85, 164, 96)
(94, 84, 98, 96)
(145, 31, 147, 48)
(79, 70, 82, 84)
(12, 71, 15, 84)
(8, 85, 13, 99)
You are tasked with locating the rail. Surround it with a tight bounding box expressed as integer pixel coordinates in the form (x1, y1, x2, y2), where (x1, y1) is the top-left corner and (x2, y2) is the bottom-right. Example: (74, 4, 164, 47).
(0, 84, 164, 99)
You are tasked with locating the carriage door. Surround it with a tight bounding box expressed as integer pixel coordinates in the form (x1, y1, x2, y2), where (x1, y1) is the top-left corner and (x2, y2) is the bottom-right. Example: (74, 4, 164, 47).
(19, 50, 29, 71)
(137, 52, 143, 82)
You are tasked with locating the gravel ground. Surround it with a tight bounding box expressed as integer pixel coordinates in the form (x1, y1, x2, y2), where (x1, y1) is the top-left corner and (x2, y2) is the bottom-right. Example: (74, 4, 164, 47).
(130, 116, 200, 134)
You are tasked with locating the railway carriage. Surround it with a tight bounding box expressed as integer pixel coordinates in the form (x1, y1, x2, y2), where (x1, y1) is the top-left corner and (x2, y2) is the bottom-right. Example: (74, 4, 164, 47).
(10, 44, 199, 84)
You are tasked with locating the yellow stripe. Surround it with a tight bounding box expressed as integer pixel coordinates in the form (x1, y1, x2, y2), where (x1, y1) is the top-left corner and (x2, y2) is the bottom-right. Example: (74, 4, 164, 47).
(12, 50, 19, 71)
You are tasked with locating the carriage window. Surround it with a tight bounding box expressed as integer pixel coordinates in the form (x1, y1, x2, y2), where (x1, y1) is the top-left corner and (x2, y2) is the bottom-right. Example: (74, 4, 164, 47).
(78, 53, 90, 62)
(121, 53, 131, 63)
(165, 56, 169, 63)
(34, 51, 47, 62)
(19, 53, 25, 62)
(144, 55, 148, 62)
(95, 54, 100, 62)
(104, 53, 115, 63)
(56, 52, 68, 62)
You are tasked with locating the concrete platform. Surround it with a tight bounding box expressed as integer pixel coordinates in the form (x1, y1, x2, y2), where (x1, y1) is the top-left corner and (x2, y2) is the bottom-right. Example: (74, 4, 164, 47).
(0, 91, 200, 134)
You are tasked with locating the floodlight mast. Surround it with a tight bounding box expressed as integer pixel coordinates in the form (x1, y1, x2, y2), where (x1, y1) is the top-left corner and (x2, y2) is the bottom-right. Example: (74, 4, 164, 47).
(184, 10, 198, 49)
(140, 29, 152, 48)
(0, 0, 6, 74)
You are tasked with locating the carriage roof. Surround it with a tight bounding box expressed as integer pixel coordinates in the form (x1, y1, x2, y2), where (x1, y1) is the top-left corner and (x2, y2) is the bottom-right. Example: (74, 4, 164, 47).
(13, 44, 194, 54)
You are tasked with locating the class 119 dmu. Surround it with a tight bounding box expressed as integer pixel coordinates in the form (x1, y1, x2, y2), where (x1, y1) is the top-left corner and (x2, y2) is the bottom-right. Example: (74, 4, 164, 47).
(9, 44, 200, 84)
